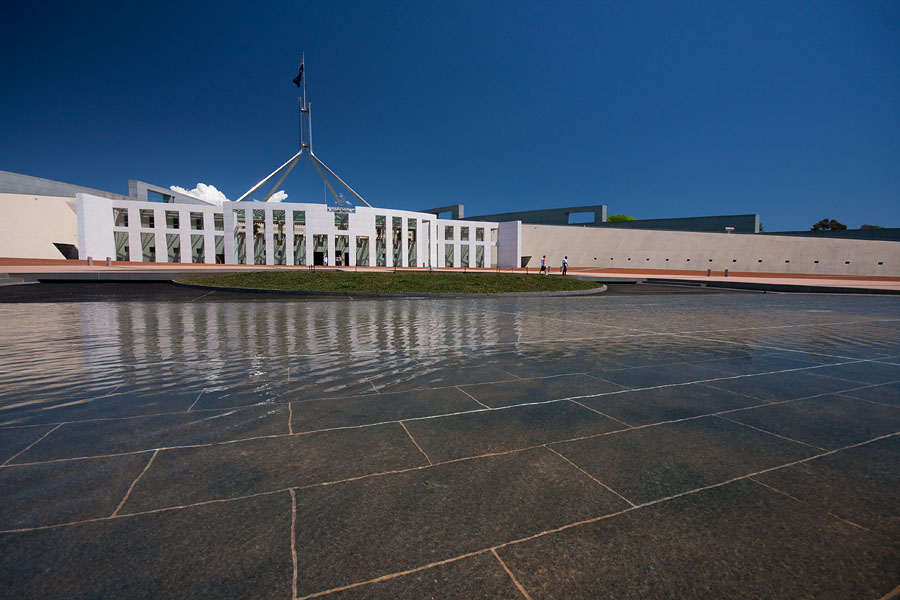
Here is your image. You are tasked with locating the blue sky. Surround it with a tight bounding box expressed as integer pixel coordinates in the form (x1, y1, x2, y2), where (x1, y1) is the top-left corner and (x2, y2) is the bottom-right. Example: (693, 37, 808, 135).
(2, 0, 898, 231)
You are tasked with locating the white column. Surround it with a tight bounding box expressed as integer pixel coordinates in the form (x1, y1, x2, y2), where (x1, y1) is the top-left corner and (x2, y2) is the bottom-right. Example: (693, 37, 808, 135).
(224, 205, 236, 265)
(204, 211, 215, 264)
(401, 218, 408, 267)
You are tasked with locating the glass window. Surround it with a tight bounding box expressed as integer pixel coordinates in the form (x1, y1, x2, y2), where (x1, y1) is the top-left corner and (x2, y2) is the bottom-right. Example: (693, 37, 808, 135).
(294, 233, 306, 266)
(273, 210, 286, 265)
(214, 214, 224, 231)
(335, 213, 349, 230)
(313, 234, 328, 266)
(114, 231, 129, 261)
(461, 244, 469, 267)
(234, 209, 246, 264)
(166, 211, 180, 229)
(476, 245, 484, 268)
(392, 217, 402, 267)
(141, 232, 156, 262)
(166, 234, 181, 263)
(375, 215, 386, 267)
(113, 208, 128, 227)
(444, 226, 454, 241)
(460, 227, 469, 241)
(335, 235, 348, 266)
(444, 244, 454, 267)
(191, 234, 205, 264)
(190, 212, 204, 230)
(356, 236, 369, 266)
(476, 228, 484, 242)
(253, 210, 266, 265)
(140, 209, 154, 228)
(407, 222, 417, 267)
(293, 210, 306, 225)
(214, 235, 224, 264)
(490, 228, 498, 242)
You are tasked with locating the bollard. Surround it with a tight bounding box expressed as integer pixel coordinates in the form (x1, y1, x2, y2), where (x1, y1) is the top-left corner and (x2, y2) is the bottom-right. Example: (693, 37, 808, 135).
(87, 256, 93, 266)
(105, 257, 112, 267)
(706, 268, 712, 277)
(724, 269, 729, 277)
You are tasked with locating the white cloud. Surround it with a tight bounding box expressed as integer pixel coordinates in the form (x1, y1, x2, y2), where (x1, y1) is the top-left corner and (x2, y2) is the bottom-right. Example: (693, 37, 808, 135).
(169, 183, 230, 207)
(268, 190, 288, 203)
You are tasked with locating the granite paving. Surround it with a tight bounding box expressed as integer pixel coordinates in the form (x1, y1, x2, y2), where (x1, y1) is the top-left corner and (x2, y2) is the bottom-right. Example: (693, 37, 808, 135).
(1, 292, 898, 598)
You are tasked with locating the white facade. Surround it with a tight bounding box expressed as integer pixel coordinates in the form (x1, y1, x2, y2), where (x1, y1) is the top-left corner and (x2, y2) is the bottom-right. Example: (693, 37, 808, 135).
(76, 193, 508, 268)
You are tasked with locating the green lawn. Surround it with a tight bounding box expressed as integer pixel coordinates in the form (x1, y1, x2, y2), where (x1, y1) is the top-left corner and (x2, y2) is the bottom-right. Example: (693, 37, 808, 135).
(177, 271, 602, 294)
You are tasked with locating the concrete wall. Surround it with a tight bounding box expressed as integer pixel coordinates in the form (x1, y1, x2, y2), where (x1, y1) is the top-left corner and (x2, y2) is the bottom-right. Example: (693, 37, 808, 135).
(522, 224, 900, 277)
(0, 170, 126, 200)
(0, 193, 79, 259)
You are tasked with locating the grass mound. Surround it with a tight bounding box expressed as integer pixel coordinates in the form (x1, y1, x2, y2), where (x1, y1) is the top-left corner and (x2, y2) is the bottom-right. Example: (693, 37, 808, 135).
(177, 271, 601, 295)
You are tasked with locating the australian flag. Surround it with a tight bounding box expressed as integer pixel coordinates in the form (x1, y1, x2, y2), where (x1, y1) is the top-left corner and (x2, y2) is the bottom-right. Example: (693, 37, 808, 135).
(293, 56, 304, 87)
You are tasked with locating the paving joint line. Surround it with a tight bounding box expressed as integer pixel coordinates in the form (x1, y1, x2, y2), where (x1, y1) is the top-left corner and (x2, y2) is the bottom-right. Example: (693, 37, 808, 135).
(544, 445, 636, 507)
(713, 414, 827, 451)
(112, 449, 158, 516)
(491, 548, 533, 600)
(2, 423, 62, 466)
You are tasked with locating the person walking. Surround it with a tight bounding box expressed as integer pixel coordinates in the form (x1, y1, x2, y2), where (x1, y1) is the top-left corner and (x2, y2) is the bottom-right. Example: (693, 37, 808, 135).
(540, 255, 547, 274)
(561, 256, 568, 275)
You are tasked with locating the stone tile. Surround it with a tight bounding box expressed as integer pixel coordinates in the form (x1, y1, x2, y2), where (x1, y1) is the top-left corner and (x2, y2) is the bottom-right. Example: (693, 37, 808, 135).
(0, 391, 199, 427)
(479, 351, 627, 379)
(597, 363, 727, 389)
(377, 365, 520, 393)
(550, 416, 817, 505)
(290, 387, 481, 432)
(807, 360, 900, 385)
(0, 492, 292, 599)
(497, 479, 899, 600)
(121, 423, 426, 513)
(324, 552, 524, 599)
(702, 370, 862, 402)
(0, 453, 152, 530)
(403, 401, 625, 463)
(578, 382, 762, 427)
(459, 373, 628, 408)
(724, 394, 900, 451)
(0, 425, 56, 463)
(293, 447, 630, 597)
(754, 435, 900, 543)
(10, 404, 289, 463)
(699, 353, 821, 375)
(840, 382, 900, 407)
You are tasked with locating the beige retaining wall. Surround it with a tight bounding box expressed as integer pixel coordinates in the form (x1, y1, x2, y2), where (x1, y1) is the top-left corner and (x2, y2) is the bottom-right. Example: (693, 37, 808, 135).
(521, 223, 900, 277)
(0, 194, 78, 259)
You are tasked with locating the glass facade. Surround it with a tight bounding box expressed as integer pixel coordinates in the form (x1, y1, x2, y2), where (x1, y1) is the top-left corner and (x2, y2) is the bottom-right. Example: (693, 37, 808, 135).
(140, 209, 154, 228)
(166, 234, 180, 263)
(356, 236, 369, 266)
(114, 232, 129, 261)
(375, 215, 386, 267)
(253, 209, 265, 265)
(407, 219, 417, 267)
(234, 209, 246, 264)
(392, 217, 402, 266)
(141, 232, 155, 262)
(191, 235, 204, 263)
(114, 208, 128, 227)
